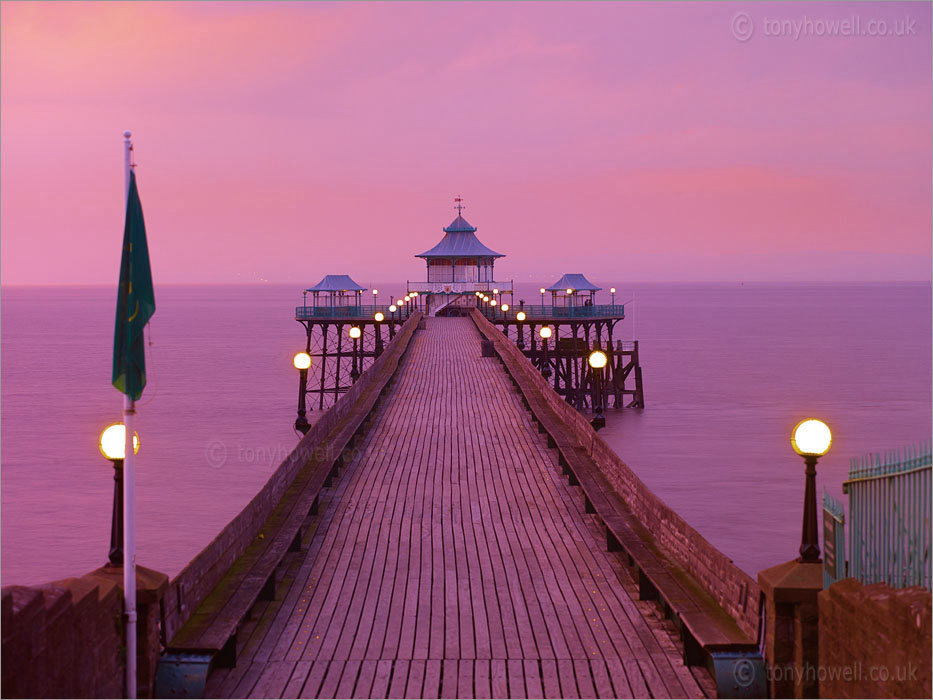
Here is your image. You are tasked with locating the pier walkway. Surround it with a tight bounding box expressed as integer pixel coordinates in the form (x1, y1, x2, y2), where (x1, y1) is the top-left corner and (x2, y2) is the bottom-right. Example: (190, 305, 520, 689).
(205, 318, 707, 698)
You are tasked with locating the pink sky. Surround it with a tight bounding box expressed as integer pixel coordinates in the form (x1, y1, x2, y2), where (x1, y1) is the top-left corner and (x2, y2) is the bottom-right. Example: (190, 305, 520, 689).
(1, 1, 930, 284)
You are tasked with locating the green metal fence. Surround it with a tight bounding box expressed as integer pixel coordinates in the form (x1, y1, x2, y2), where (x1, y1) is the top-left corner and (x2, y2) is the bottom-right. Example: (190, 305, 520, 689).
(842, 440, 932, 589)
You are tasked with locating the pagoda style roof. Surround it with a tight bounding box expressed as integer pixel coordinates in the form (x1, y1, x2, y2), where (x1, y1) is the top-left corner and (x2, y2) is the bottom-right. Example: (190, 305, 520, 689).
(416, 214, 504, 259)
(545, 273, 601, 292)
(304, 274, 367, 292)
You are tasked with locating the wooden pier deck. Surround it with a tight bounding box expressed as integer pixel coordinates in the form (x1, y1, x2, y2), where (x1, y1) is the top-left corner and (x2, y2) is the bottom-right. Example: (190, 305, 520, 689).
(206, 318, 709, 699)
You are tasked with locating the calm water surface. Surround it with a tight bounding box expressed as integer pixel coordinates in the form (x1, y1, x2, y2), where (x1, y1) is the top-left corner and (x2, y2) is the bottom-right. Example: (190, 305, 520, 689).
(2, 283, 930, 584)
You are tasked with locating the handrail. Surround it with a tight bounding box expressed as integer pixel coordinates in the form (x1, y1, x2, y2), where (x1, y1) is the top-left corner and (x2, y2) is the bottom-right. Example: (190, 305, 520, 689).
(479, 304, 625, 319)
(161, 312, 423, 642)
(469, 307, 760, 639)
(295, 304, 410, 320)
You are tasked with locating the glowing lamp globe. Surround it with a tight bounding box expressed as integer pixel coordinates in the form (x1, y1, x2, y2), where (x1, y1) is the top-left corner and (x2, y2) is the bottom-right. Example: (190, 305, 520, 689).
(566, 288, 573, 295)
(372, 289, 378, 295)
(412, 291, 418, 297)
(501, 304, 509, 312)
(396, 299, 404, 306)
(389, 304, 397, 313)
(791, 419, 832, 457)
(483, 296, 489, 302)
(490, 300, 497, 307)
(516, 311, 526, 322)
(539, 327, 552, 339)
(349, 327, 362, 339)
(610, 287, 616, 294)
(539, 288, 545, 294)
(99, 423, 140, 461)
(293, 352, 312, 370)
(374, 312, 384, 322)
(493, 288, 499, 295)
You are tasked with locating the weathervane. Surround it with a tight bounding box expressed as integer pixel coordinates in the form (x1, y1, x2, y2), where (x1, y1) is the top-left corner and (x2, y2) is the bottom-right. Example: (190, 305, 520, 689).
(454, 195, 465, 214)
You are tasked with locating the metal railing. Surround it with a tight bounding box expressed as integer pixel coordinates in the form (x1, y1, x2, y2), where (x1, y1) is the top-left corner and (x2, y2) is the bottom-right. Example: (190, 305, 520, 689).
(843, 440, 931, 589)
(295, 305, 410, 320)
(479, 304, 625, 320)
(822, 490, 846, 588)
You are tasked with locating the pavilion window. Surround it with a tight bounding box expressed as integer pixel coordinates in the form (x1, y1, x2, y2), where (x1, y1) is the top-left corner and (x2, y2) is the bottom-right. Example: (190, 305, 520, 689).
(428, 258, 453, 283)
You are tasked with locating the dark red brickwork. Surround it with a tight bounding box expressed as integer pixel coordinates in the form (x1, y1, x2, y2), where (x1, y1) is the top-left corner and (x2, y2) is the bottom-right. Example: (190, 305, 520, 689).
(819, 578, 931, 699)
(2, 565, 167, 699)
(2, 575, 123, 698)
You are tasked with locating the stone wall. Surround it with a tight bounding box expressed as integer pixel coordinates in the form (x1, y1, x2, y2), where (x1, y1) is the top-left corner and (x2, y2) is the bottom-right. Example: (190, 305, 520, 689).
(819, 578, 931, 698)
(471, 309, 761, 639)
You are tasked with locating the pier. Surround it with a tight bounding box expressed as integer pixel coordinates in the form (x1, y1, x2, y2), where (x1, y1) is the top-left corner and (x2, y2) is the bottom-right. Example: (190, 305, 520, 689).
(203, 316, 706, 698)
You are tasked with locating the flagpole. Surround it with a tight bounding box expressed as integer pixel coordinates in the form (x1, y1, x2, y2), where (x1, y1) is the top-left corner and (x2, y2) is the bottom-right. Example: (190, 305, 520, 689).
(122, 130, 138, 700)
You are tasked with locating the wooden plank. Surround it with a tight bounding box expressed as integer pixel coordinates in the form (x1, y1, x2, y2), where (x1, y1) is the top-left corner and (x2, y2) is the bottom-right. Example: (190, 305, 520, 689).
(369, 659, 394, 699)
(522, 659, 543, 699)
(489, 659, 508, 700)
(335, 659, 361, 699)
(573, 659, 597, 700)
(507, 659, 527, 699)
(298, 660, 332, 699)
(387, 659, 410, 700)
(315, 660, 345, 700)
(423, 659, 442, 700)
(540, 659, 562, 699)
(556, 659, 580, 699)
(440, 659, 459, 699)
(473, 659, 491, 700)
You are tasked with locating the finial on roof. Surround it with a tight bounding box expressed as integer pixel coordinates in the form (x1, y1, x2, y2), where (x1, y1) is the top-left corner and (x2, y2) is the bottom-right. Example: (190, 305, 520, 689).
(454, 195, 464, 214)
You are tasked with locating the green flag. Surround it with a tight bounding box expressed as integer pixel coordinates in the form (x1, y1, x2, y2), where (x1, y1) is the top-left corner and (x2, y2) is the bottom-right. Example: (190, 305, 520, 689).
(112, 170, 155, 400)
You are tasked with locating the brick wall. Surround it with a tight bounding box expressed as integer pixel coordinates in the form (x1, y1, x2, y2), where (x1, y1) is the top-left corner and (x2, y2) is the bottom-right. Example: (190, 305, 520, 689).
(2, 575, 123, 698)
(819, 579, 931, 698)
(2, 565, 168, 699)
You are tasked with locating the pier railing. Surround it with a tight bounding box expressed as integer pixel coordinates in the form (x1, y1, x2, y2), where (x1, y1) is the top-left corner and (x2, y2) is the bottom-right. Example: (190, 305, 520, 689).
(295, 304, 408, 320)
(480, 303, 625, 320)
(469, 308, 760, 639)
(161, 311, 423, 643)
(843, 441, 932, 590)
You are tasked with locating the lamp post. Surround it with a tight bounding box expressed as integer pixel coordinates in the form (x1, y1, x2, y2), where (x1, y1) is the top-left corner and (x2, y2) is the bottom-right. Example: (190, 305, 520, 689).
(588, 350, 607, 431)
(539, 326, 552, 379)
(610, 287, 616, 306)
(540, 287, 545, 306)
(99, 424, 140, 566)
(349, 326, 362, 380)
(374, 312, 385, 354)
(293, 351, 312, 433)
(791, 419, 832, 562)
(490, 298, 497, 321)
(388, 305, 397, 339)
(516, 311, 526, 349)
(372, 288, 378, 307)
